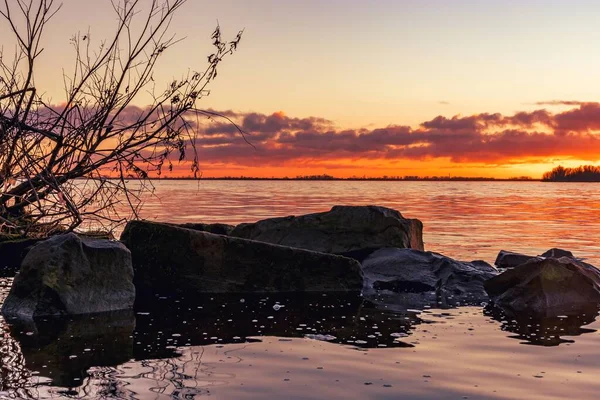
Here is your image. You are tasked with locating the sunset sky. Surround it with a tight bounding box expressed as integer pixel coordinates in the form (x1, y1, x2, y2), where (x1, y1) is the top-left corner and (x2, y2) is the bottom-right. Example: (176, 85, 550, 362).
(4, 0, 600, 178)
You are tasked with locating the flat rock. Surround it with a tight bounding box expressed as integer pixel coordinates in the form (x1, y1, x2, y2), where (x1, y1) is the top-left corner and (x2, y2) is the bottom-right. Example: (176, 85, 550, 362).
(1, 233, 135, 319)
(120, 220, 363, 294)
(230, 205, 424, 257)
(484, 257, 600, 314)
(362, 248, 498, 305)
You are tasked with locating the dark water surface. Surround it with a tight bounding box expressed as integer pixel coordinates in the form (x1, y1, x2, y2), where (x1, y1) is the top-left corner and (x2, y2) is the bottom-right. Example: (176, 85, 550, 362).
(1, 286, 600, 399)
(2, 181, 600, 398)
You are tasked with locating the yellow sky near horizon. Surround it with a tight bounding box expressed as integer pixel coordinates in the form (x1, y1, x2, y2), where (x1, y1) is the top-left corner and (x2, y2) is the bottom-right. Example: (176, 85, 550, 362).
(2, 0, 600, 178)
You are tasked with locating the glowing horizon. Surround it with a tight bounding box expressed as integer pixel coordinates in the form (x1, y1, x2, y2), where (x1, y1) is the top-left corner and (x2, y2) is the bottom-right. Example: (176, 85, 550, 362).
(3, 0, 600, 178)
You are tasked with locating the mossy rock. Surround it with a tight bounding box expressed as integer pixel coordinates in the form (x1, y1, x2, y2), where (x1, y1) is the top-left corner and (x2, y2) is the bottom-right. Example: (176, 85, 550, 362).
(1, 233, 135, 318)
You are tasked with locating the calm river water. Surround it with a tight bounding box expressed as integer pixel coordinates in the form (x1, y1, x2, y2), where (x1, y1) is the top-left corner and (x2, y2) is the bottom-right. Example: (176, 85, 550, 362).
(1, 181, 599, 399)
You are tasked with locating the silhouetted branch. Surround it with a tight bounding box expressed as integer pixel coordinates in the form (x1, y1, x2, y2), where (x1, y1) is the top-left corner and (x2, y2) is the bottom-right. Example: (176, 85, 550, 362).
(0, 0, 243, 237)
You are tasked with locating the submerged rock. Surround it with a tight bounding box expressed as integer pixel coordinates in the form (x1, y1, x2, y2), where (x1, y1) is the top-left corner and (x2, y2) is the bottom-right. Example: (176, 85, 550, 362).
(230, 205, 424, 257)
(179, 222, 235, 236)
(1, 233, 135, 318)
(484, 257, 600, 314)
(120, 220, 363, 294)
(362, 248, 498, 305)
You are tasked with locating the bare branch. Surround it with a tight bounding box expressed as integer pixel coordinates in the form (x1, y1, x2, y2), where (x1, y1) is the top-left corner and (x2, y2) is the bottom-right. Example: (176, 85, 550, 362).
(0, 0, 244, 236)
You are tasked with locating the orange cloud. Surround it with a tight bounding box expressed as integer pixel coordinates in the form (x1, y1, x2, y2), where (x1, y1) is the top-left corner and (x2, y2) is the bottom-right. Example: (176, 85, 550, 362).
(95, 103, 600, 178)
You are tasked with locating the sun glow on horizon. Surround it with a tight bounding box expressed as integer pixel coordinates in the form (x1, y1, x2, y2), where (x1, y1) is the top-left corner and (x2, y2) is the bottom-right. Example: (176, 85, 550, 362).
(4, 0, 600, 179)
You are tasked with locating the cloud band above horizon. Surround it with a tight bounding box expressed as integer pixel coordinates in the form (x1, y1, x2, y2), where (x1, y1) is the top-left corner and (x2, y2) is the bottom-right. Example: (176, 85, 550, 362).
(173, 102, 600, 177)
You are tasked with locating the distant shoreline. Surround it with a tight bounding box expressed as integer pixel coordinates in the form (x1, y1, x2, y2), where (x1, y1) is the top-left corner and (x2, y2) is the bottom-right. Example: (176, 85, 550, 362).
(94, 176, 600, 182)
(125, 164, 600, 182)
(127, 176, 542, 182)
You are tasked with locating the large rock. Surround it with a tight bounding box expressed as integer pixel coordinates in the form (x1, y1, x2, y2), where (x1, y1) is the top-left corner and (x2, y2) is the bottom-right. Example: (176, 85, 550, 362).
(362, 248, 498, 305)
(120, 220, 363, 294)
(484, 257, 600, 314)
(1, 233, 135, 318)
(230, 205, 424, 257)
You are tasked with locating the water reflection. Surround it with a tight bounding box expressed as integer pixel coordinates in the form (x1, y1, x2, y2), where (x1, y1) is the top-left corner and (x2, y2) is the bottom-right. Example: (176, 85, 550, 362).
(131, 293, 423, 356)
(1, 290, 600, 398)
(484, 303, 600, 346)
(1, 293, 425, 392)
(5, 310, 134, 388)
(364, 289, 489, 313)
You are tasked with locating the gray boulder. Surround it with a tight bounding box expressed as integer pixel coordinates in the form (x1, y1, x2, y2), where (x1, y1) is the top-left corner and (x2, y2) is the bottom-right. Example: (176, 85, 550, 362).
(230, 205, 424, 257)
(362, 248, 498, 305)
(120, 220, 363, 294)
(484, 257, 600, 314)
(1, 233, 135, 319)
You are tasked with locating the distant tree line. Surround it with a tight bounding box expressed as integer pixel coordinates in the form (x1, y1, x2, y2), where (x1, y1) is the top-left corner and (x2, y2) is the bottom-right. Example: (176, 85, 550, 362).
(542, 165, 600, 182)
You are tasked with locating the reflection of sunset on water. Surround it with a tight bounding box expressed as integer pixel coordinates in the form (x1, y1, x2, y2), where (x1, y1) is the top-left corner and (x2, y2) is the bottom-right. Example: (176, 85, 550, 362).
(112, 180, 600, 265)
(4, 300, 599, 400)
